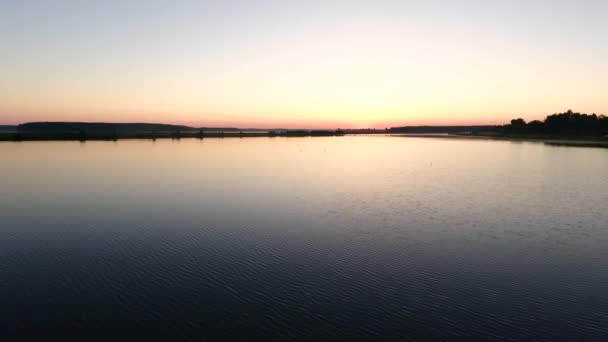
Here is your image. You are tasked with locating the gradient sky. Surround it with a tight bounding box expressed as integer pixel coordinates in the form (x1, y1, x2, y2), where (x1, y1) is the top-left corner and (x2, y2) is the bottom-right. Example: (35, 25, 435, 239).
(1, 0, 607, 128)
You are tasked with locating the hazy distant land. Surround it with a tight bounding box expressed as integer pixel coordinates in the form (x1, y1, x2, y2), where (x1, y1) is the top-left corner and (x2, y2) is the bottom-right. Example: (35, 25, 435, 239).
(0, 125, 17, 133)
(0, 122, 345, 141)
(390, 111, 608, 148)
(1, 111, 607, 147)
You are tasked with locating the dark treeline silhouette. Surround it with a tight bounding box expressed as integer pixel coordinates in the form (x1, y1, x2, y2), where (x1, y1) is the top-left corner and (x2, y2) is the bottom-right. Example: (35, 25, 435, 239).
(389, 110, 608, 138)
(276, 129, 345, 137)
(0, 125, 17, 132)
(504, 110, 608, 136)
(388, 125, 500, 134)
(18, 122, 196, 134)
(5, 112, 607, 142)
(3, 122, 345, 141)
(12, 122, 251, 140)
(342, 128, 386, 134)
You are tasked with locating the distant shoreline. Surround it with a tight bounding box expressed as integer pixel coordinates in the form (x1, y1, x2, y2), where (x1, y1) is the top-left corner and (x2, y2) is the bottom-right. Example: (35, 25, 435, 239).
(0, 122, 350, 141)
(395, 133, 608, 148)
(3, 115, 607, 148)
(3, 131, 607, 148)
(0, 130, 345, 142)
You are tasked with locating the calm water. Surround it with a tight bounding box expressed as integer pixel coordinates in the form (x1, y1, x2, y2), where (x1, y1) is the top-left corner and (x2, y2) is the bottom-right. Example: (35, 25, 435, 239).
(1, 136, 608, 339)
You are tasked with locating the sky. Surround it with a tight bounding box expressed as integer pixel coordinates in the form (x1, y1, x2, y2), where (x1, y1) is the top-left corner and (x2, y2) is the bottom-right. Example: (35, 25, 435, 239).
(1, 0, 607, 128)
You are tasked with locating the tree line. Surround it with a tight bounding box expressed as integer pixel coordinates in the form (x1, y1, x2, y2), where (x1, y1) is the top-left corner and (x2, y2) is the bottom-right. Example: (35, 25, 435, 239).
(505, 110, 608, 136)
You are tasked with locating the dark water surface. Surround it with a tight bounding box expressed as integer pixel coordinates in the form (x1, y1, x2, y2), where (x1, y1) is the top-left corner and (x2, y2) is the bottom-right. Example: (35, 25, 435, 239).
(1, 136, 608, 339)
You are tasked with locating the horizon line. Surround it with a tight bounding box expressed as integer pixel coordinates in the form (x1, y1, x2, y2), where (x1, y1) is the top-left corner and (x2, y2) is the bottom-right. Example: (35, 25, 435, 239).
(7, 120, 512, 130)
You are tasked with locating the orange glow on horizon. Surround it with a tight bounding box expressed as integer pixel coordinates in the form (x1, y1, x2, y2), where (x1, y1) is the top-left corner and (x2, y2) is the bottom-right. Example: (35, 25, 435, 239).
(2, 1, 607, 128)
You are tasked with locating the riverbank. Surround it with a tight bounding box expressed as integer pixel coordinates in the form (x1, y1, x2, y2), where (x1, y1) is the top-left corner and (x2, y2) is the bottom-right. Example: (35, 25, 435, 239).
(0, 130, 345, 141)
(395, 133, 608, 148)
